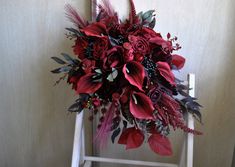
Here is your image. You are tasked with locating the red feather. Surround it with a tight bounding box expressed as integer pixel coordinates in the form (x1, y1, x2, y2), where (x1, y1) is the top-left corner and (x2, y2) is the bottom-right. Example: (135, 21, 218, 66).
(65, 4, 88, 28)
(94, 101, 116, 148)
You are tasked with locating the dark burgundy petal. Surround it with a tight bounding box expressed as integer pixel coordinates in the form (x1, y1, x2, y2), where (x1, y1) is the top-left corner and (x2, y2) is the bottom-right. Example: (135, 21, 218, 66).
(76, 73, 102, 94)
(118, 127, 144, 149)
(148, 134, 173, 156)
(122, 61, 145, 91)
(126, 128, 144, 149)
(82, 22, 107, 37)
(157, 61, 175, 85)
(130, 92, 154, 120)
(118, 127, 135, 145)
(171, 54, 185, 69)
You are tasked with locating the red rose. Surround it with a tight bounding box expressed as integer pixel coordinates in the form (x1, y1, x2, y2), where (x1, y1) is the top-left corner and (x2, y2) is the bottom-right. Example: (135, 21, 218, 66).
(73, 37, 88, 60)
(93, 36, 109, 60)
(104, 46, 124, 69)
(128, 35, 150, 58)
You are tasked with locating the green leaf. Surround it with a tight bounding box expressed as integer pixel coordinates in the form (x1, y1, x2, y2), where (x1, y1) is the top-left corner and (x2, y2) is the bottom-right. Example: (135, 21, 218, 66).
(51, 57, 66, 64)
(142, 10, 155, 20)
(51, 68, 62, 74)
(111, 127, 121, 143)
(66, 27, 83, 36)
(68, 102, 83, 113)
(61, 53, 75, 64)
(51, 66, 72, 74)
(59, 66, 72, 72)
(149, 18, 156, 29)
(107, 68, 118, 82)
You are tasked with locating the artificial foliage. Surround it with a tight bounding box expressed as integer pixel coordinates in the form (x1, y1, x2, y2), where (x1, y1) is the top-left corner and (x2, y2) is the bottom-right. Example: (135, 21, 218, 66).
(51, 0, 202, 156)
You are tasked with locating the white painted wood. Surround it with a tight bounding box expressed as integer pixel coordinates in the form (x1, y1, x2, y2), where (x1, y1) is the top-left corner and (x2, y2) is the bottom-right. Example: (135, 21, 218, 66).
(84, 156, 178, 167)
(71, 111, 84, 167)
(186, 74, 195, 167)
(83, 161, 92, 167)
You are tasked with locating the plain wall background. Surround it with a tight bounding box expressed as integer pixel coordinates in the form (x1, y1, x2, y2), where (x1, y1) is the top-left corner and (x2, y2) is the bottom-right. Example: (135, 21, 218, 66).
(0, 0, 235, 167)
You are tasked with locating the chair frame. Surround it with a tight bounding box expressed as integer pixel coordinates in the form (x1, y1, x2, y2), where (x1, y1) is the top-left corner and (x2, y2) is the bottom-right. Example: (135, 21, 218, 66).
(70, 74, 196, 167)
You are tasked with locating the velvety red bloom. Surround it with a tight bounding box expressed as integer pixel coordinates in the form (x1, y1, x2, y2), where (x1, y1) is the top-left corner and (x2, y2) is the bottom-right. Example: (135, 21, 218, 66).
(148, 134, 172, 156)
(123, 42, 134, 62)
(122, 61, 145, 91)
(171, 54, 185, 69)
(93, 36, 109, 60)
(128, 35, 150, 56)
(130, 91, 154, 120)
(76, 73, 102, 94)
(73, 37, 88, 60)
(103, 46, 124, 69)
(82, 58, 95, 74)
(157, 61, 175, 85)
(82, 22, 107, 37)
(118, 127, 144, 149)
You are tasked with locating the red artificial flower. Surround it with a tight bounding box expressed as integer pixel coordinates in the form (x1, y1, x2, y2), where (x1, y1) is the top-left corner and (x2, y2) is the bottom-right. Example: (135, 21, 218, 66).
(171, 54, 185, 69)
(118, 127, 144, 149)
(157, 61, 175, 85)
(93, 36, 109, 60)
(76, 73, 102, 94)
(51, 0, 202, 156)
(73, 37, 88, 60)
(103, 46, 124, 69)
(68, 76, 79, 90)
(129, 91, 154, 120)
(82, 58, 95, 73)
(148, 133, 172, 156)
(82, 22, 107, 37)
(128, 35, 150, 57)
(122, 61, 145, 91)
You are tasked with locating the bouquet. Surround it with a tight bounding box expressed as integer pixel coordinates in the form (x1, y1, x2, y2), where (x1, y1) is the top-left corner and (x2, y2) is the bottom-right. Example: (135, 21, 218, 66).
(51, 0, 202, 156)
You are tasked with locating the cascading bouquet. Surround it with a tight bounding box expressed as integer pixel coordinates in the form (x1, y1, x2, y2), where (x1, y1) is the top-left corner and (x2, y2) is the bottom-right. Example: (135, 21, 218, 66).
(51, 0, 202, 156)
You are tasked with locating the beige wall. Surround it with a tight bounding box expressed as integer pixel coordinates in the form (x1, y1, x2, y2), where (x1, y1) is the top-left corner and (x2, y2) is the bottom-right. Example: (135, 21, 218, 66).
(0, 0, 235, 167)
(0, 0, 91, 167)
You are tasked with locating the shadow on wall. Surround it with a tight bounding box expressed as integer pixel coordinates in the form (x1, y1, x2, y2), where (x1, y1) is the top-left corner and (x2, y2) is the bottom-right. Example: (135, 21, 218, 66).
(26, 1, 92, 167)
(194, 0, 235, 166)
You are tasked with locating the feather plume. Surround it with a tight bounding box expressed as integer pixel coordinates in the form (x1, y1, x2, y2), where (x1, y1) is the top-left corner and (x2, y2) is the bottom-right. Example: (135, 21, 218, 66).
(100, 0, 116, 16)
(94, 101, 116, 147)
(65, 4, 88, 28)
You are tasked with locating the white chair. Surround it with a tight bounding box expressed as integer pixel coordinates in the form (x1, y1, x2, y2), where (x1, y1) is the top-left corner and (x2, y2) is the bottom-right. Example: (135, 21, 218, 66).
(70, 74, 196, 167)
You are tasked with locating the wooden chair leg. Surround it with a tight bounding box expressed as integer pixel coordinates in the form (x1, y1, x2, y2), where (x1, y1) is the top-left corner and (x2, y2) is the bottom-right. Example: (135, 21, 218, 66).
(71, 111, 84, 167)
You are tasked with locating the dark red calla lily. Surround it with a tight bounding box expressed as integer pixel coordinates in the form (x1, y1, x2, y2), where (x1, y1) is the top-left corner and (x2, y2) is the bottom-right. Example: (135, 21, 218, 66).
(171, 54, 185, 69)
(130, 92, 154, 120)
(118, 127, 144, 149)
(148, 134, 172, 156)
(82, 22, 107, 37)
(76, 73, 102, 94)
(122, 61, 145, 91)
(157, 61, 175, 85)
